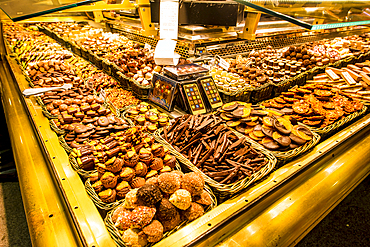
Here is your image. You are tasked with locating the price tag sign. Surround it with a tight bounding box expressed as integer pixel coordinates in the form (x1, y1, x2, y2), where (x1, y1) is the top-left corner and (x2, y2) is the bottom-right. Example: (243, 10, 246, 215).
(144, 43, 152, 50)
(215, 55, 230, 71)
(160, 0, 179, 40)
(154, 39, 180, 66)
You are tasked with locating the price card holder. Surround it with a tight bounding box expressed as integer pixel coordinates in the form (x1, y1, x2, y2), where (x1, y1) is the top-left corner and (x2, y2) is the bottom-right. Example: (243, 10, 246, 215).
(149, 73, 178, 112)
(180, 81, 207, 115)
(215, 55, 230, 71)
(196, 76, 223, 110)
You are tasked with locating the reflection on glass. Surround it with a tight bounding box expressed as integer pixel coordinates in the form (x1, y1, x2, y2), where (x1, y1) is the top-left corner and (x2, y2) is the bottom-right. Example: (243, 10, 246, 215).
(0, 0, 100, 21)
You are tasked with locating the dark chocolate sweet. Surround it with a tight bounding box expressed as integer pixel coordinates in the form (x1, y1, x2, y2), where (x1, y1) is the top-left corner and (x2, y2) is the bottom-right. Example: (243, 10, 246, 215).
(137, 184, 163, 207)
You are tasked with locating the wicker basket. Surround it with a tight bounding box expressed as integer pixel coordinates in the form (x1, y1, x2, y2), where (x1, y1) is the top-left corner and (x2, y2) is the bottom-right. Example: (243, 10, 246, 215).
(85, 159, 183, 210)
(250, 83, 275, 104)
(231, 125, 320, 165)
(154, 129, 276, 200)
(102, 59, 112, 76)
(69, 155, 97, 179)
(116, 71, 131, 90)
(131, 78, 152, 100)
(218, 87, 252, 103)
(81, 48, 90, 60)
(104, 184, 216, 246)
(58, 136, 73, 154)
(71, 42, 82, 57)
(308, 105, 367, 138)
(93, 54, 103, 69)
(49, 119, 65, 136)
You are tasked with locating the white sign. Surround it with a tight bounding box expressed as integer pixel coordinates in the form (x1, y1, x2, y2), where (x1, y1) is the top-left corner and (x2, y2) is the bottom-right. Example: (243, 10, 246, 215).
(160, 0, 179, 40)
(144, 43, 152, 50)
(154, 39, 180, 66)
(216, 55, 230, 71)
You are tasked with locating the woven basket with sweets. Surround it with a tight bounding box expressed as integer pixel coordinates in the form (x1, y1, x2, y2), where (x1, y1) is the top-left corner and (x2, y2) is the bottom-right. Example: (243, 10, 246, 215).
(104, 181, 216, 246)
(155, 114, 276, 201)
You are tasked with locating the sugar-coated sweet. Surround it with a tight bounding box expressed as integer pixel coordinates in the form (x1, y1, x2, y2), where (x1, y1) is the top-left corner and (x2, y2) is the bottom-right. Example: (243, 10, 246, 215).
(113, 208, 133, 231)
(157, 198, 179, 221)
(122, 228, 148, 247)
(182, 202, 204, 221)
(125, 188, 139, 209)
(181, 172, 205, 197)
(131, 206, 156, 228)
(169, 189, 192, 210)
(137, 184, 163, 207)
(142, 220, 164, 242)
(161, 211, 181, 232)
(158, 171, 181, 194)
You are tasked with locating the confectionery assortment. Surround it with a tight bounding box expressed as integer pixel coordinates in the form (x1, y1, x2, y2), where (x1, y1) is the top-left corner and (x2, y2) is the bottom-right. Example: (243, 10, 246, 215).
(105, 87, 141, 109)
(307, 60, 370, 103)
(70, 126, 178, 201)
(124, 102, 170, 132)
(110, 171, 212, 246)
(262, 83, 364, 128)
(215, 102, 314, 151)
(40, 22, 159, 86)
(5, 21, 370, 246)
(212, 36, 370, 93)
(161, 114, 269, 184)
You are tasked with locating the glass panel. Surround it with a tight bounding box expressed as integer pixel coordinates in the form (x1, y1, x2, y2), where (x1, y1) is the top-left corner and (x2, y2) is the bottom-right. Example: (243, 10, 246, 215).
(234, 0, 370, 30)
(0, 0, 100, 21)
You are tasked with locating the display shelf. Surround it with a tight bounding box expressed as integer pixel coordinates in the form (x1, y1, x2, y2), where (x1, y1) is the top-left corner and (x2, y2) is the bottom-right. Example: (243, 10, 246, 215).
(3, 17, 370, 247)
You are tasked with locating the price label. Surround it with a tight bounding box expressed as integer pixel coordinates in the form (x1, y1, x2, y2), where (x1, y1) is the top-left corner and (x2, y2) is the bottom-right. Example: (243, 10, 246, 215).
(144, 43, 152, 50)
(216, 55, 230, 71)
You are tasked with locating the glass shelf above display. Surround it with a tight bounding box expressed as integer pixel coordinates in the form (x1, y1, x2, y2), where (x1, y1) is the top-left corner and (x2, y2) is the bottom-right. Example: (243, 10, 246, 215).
(0, 0, 100, 22)
(234, 0, 370, 30)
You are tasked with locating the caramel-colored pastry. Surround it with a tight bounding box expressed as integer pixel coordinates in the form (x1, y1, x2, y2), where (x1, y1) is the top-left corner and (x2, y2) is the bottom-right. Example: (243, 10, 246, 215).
(120, 167, 135, 182)
(92, 180, 104, 193)
(122, 228, 148, 247)
(144, 170, 156, 180)
(150, 158, 163, 171)
(113, 207, 132, 231)
(131, 177, 146, 189)
(112, 205, 127, 222)
(138, 148, 153, 165)
(137, 184, 163, 207)
(161, 211, 181, 232)
(159, 166, 172, 174)
(106, 157, 124, 173)
(99, 189, 116, 203)
(101, 172, 118, 189)
(163, 154, 176, 169)
(169, 189, 192, 210)
(131, 206, 156, 228)
(116, 181, 131, 199)
(151, 143, 165, 157)
(145, 176, 159, 186)
(124, 150, 140, 167)
(157, 198, 179, 222)
(97, 163, 107, 179)
(142, 220, 164, 243)
(182, 202, 204, 221)
(124, 188, 139, 209)
(181, 172, 205, 197)
(90, 171, 99, 183)
(158, 171, 181, 194)
(194, 190, 213, 206)
(134, 162, 148, 177)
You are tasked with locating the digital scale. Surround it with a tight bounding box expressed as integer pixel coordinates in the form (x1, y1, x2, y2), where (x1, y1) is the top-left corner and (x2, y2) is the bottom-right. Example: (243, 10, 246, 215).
(149, 67, 223, 115)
